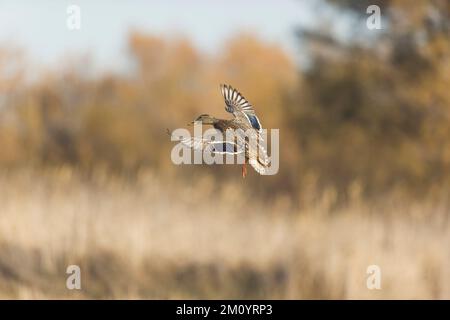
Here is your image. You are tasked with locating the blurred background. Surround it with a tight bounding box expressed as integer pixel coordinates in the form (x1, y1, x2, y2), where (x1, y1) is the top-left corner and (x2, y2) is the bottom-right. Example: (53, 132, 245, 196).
(0, 0, 449, 299)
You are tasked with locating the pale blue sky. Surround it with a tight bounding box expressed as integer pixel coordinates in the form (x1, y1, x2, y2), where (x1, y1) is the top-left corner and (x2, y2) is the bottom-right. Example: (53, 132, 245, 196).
(0, 0, 318, 71)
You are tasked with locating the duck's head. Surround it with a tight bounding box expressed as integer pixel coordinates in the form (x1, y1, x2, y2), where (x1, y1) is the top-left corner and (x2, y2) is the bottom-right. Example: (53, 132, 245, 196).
(188, 114, 217, 126)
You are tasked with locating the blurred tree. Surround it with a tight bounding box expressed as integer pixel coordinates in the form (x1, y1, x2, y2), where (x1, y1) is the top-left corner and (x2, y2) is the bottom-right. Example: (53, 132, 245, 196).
(293, 0, 450, 198)
(0, 3, 449, 203)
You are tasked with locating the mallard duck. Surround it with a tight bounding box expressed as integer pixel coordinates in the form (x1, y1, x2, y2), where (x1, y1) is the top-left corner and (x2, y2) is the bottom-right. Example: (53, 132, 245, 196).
(170, 84, 270, 178)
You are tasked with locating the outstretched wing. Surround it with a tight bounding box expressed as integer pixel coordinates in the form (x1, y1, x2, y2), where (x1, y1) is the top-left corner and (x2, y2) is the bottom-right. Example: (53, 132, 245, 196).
(220, 84, 262, 131)
(168, 130, 244, 155)
(210, 141, 244, 154)
(181, 137, 244, 155)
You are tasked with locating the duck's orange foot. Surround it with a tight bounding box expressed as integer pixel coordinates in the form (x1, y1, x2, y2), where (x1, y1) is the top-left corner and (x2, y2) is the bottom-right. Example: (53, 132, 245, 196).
(242, 163, 247, 178)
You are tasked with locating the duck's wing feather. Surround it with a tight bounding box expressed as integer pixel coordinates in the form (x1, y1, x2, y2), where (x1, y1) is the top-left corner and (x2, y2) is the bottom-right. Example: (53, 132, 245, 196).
(235, 129, 270, 174)
(248, 138, 271, 174)
(220, 84, 262, 131)
(171, 134, 244, 155)
(210, 141, 245, 154)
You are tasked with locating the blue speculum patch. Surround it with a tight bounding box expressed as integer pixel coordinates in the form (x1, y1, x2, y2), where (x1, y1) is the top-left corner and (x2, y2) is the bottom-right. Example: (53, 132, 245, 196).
(248, 115, 261, 130)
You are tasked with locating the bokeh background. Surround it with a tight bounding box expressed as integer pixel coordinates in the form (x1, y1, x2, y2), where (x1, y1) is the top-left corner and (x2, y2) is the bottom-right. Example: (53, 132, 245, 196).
(0, 0, 449, 299)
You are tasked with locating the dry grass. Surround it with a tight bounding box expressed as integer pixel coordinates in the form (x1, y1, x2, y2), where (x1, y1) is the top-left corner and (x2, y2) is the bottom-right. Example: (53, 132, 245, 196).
(0, 169, 449, 299)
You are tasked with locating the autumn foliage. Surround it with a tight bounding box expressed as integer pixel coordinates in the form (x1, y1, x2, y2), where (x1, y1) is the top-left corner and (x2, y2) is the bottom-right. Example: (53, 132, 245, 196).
(1, 3, 450, 201)
(0, 1, 449, 299)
